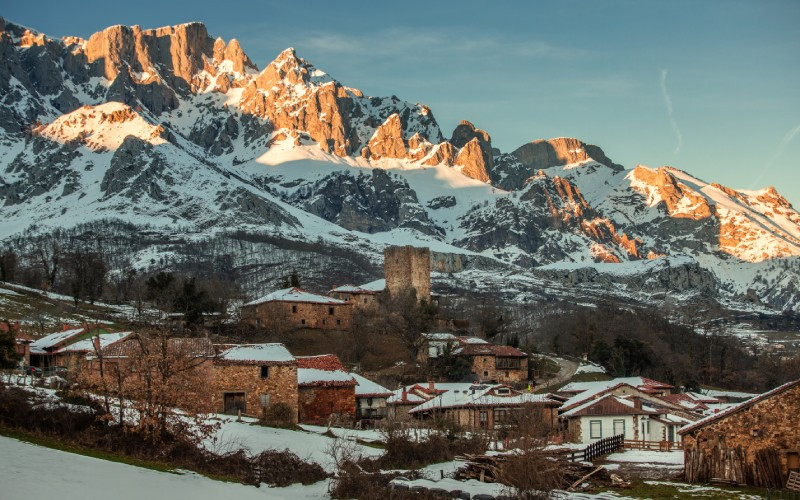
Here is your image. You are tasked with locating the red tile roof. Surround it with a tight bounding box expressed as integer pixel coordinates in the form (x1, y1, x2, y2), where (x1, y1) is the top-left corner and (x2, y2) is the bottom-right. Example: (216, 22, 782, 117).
(458, 343, 527, 357)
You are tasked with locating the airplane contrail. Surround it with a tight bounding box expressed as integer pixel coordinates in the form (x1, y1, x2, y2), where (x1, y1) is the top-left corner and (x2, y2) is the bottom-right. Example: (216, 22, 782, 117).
(660, 69, 682, 156)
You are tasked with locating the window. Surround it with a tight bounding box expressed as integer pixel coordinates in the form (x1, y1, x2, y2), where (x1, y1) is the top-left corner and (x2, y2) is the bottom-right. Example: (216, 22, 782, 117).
(322, 319, 327, 325)
(612, 419, 625, 437)
(590, 420, 602, 439)
(292, 305, 297, 313)
(260, 366, 269, 379)
(496, 388, 510, 395)
(496, 357, 521, 369)
(328, 307, 334, 315)
(494, 409, 509, 424)
(301, 318, 306, 325)
(505, 371, 509, 378)
(336, 319, 341, 325)
(366, 398, 373, 407)
(483, 371, 489, 377)
(363, 298, 368, 303)
(479, 410, 488, 429)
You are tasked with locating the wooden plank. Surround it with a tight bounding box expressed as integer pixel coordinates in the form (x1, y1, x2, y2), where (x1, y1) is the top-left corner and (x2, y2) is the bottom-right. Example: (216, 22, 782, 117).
(787, 471, 800, 492)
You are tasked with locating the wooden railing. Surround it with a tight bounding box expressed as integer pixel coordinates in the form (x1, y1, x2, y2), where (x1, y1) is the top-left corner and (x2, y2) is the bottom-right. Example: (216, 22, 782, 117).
(624, 439, 683, 451)
(568, 434, 624, 462)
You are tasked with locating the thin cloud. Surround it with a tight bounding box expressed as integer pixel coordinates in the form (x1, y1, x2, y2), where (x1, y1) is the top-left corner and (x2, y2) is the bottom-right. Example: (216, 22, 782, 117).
(660, 69, 682, 156)
(749, 123, 800, 189)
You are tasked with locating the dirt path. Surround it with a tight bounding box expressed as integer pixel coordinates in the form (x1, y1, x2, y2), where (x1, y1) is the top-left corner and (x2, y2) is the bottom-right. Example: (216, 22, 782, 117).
(537, 357, 579, 390)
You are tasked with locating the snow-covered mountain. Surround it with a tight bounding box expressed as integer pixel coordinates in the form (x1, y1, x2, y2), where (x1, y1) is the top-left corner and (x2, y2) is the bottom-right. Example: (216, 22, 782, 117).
(1, 18, 798, 312)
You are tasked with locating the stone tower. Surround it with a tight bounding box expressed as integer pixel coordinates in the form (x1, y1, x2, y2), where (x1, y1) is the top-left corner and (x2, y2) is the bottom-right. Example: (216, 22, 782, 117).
(384, 246, 431, 301)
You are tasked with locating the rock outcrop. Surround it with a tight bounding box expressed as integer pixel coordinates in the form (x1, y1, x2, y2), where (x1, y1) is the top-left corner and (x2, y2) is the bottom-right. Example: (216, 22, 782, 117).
(364, 113, 406, 160)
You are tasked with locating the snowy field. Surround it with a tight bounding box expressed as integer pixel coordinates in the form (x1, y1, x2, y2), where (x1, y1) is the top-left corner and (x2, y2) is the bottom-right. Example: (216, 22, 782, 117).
(0, 436, 330, 500)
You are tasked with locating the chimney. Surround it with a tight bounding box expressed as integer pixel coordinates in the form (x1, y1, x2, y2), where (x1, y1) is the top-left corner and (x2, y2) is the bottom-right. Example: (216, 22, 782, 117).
(633, 397, 642, 410)
(93, 335, 101, 354)
(428, 380, 435, 392)
(401, 389, 408, 402)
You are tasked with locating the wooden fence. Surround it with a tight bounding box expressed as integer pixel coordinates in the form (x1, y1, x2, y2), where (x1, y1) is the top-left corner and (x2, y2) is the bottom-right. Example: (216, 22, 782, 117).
(624, 439, 683, 451)
(568, 434, 624, 462)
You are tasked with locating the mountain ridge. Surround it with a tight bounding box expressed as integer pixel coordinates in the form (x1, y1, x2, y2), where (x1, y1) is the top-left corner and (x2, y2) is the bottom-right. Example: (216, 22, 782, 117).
(1, 18, 799, 313)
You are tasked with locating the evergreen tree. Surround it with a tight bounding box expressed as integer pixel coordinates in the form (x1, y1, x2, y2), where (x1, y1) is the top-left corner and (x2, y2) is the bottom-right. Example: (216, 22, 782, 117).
(0, 322, 21, 369)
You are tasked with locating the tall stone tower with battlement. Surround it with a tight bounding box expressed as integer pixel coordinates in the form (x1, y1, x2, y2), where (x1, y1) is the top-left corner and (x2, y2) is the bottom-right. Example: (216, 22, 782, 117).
(384, 246, 431, 301)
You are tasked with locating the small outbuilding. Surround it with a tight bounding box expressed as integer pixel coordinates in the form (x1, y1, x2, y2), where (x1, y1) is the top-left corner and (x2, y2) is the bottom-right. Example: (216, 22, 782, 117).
(296, 355, 356, 425)
(679, 378, 800, 488)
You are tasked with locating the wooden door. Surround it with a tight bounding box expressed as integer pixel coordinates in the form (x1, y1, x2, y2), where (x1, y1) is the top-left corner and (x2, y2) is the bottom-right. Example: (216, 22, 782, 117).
(224, 392, 246, 415)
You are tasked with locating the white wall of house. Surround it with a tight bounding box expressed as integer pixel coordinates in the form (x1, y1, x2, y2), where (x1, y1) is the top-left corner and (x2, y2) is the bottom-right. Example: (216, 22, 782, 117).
(649, 419, 682, 443)
(577, 415, 635, 444)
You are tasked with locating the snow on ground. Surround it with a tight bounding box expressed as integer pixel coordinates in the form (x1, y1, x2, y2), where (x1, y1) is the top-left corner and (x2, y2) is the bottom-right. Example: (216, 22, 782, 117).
(0, 436, 330, 500)
(204, 415, 383, 472)
(604, 449, 683, 468)
(299, 424, 384, 443)
(643, 481, 762, 499)
(575, 362, 606, 375)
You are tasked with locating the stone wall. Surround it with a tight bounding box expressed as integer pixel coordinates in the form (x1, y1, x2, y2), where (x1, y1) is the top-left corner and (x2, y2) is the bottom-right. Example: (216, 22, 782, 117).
(471, 355, 529, 384)
(682, 382, 800, 487)
(298, 385, 355, 425)
(211, 363, 298, 423)
(329, 291, 380, 310)
(384, 246, 431, 301)
(241, 300, 353, 332)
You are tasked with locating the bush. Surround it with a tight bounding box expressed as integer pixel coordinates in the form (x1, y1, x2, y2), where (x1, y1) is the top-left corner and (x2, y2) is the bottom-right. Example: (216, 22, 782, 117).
(263, 402, 295, 428)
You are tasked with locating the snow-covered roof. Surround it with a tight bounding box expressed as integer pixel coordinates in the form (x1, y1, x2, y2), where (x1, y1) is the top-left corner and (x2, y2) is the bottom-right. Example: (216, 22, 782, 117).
(330, 279, 386, 294)
(387, 388, 427, 404)
(57, 332, 133, 353)
(459, 336, 490, 345)
(30, 328, 85, 354)
(679, 378, 800, 435)
(244, 287, 349, 307)
(561, 376, 673, 394)
(217, 344, 295, 365)
(298, 368, 356, 387)
(561, 394, 657, 418)
(410, 385, 558, 413)
(559, 382, 643, 411)
(351, 373, 392, 397)
(422, 332, 458, 341)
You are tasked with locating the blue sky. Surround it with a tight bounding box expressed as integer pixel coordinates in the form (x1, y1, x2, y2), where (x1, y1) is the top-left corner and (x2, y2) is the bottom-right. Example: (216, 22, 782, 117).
(5, 0, 799, 204)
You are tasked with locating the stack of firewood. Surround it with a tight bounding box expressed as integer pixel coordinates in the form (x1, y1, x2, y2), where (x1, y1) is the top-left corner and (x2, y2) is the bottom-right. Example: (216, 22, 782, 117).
(455, 452, 616, 490)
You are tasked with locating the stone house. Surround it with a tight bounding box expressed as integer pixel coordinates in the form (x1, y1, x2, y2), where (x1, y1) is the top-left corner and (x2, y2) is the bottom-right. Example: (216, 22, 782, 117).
(241, 287, 353, 332)
(409, 384, 561, 432)
(212, 344, 299, 422)
(328, 279, 385, 310)
(679, 378, 800, 488)
(296, 355, 356, 425)
(418, 334, 530, 384)
(351, 373, 392, 425)
(29, 324, 111, 368)
(51, 331, 133, 373)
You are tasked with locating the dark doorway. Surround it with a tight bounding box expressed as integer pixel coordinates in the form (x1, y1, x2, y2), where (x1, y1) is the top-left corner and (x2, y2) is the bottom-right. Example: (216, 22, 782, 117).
(224, 392, 246, 415)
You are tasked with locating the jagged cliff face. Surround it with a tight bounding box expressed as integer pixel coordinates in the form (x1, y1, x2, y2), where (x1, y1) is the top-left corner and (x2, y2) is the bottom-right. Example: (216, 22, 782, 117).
(1, 18, 799, 312)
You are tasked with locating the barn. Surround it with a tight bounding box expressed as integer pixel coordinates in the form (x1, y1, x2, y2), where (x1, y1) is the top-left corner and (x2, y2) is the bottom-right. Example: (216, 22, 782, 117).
(679, 378, 800, 488)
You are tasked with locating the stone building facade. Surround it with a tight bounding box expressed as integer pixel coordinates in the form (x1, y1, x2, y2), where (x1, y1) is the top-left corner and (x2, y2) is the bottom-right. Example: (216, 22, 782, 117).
(384, 246, 431, 301)
(211, 344, 299, 423)
(241, 288, 353, 332)
(297, 355, 356, 425)
(680, 379, 800, 488)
